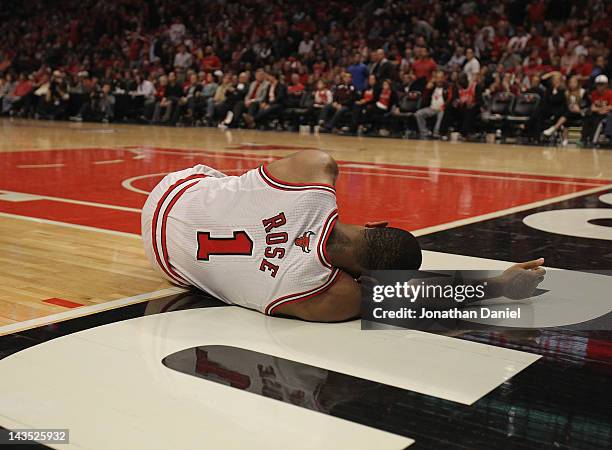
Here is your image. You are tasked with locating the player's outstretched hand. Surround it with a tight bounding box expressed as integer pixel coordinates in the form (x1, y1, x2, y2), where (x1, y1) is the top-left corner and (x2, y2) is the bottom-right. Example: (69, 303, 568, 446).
(497, 258, 546, 300)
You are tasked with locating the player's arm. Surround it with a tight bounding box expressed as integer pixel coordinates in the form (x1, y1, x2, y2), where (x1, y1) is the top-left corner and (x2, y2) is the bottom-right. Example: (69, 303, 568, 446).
(273, 259, 546, 322)
(273, 271, 361, 322)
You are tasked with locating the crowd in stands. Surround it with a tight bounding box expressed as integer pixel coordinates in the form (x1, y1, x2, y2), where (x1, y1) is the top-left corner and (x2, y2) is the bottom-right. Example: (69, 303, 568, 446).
(0, 0, 611, 146)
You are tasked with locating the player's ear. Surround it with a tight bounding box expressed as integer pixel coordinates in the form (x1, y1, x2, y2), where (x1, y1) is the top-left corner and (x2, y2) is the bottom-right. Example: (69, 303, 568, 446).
(365, 221, 388, 228)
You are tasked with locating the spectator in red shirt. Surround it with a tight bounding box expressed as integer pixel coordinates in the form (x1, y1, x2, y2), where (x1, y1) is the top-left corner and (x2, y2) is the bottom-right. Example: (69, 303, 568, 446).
(527, 1, 546, 24)
(581, 75, 612, 145)
(2, 73, 32, 115)
(201, 46, 221, 72)
(571, 54, 593, 85)
(411, 47, 437, 91)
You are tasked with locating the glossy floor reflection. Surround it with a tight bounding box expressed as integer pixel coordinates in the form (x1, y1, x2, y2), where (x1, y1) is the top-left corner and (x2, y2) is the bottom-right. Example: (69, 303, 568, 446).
(1, 292, 609, 449)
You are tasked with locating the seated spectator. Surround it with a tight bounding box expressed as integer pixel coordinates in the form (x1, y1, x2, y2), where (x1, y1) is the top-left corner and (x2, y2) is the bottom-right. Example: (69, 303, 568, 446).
(201, 72, 219, 103)
(447, 47, 466, 70)
(415, 71, 450, 138)
(132, 73, 156, 121)
(153, 72, 182, 124)
(3, 73, 31, 116)
(499, 48, 522, 70)
(351, 74, 378, 134)
(541, 72, 567, 135)
(443, 73, 481, 138)
(368, 78, 397, 134)
(581, 75, 612, 146)
(174, 44, 193, 71)
(520, 73, 546, 140)
(148, 75, 168, 122)
(76, 83, 116, 123)
(234, 69, 269, 127)
(37, 71, 69, 120)
(571, 54, 593, 86)
(206, 73, 233, 124)
(310, 80, 333, 127)
(201, 46, 222, 72)
(0, 74, 13, 106)
(244, 72, 287, 128)
(589, 56, 608, 88)
(218, 72, 250, 129)
(286, 73, 305, 108)
(176, 72, 203, 124)
(320, 72, 356, 132)
(542, 76, 586, 146)
(399, 71, 416, 93)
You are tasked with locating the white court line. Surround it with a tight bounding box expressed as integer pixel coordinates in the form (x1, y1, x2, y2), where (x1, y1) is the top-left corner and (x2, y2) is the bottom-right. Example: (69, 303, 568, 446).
(121, 148, 608, 186)
(93, 159, 124, 165)
(412, 183, 612, 236)
(120, 169, 256, 195)
(0, 189, 140, 213)
(16, 163, 65, 169)
(341, 170, 430, 180)
(123, 147, 277, 162)
(0, 212, 140, 238)
(340, 163, 605, 186)
(0, 287, 187, 336)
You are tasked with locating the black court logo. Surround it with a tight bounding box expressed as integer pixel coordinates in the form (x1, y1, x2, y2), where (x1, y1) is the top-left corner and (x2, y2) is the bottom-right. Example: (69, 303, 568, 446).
(294, 231, 315, 253)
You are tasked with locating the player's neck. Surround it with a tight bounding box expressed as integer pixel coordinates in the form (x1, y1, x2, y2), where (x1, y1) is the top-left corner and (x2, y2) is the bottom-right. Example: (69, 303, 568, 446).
(327, 222, 365, 277)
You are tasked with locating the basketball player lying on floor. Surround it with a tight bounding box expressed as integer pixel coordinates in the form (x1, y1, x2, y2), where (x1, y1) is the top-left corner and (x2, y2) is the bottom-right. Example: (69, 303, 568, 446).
(142, 150, 545, 322)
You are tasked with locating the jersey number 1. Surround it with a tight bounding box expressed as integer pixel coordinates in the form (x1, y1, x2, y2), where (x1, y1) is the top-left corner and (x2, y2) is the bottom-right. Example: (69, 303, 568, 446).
(197, 231, 254, 261)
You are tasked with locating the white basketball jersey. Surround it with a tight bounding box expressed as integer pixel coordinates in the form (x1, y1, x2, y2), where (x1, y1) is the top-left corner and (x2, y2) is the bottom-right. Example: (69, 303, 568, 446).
(141, 164, 340, 315)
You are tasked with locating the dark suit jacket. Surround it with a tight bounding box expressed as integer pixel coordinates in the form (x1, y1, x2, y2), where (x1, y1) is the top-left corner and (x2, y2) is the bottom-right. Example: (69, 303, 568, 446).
(266, 83, 287, 106)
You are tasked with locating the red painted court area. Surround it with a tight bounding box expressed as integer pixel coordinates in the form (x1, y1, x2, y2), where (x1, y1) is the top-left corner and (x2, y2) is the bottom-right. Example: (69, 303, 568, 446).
(0, 147, 609, 234)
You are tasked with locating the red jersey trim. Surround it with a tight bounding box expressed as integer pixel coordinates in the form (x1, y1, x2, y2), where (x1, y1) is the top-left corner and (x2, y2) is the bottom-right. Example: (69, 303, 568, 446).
(160, 180, 200, 284)
(317, 210, 338, 269)
(265, 268, 341, 315)
(258, 165, 336, 194)
(152, 174, 206, 286)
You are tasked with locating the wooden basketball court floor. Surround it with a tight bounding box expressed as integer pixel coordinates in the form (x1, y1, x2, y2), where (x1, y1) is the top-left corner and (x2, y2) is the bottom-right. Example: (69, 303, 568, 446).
(0, 118, 610, 449)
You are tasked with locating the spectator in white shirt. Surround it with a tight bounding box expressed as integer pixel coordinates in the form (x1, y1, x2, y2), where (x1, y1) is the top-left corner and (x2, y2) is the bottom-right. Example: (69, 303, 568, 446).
(298, 33, 314, 55)
(508, 27, 530, 53)
(169, 17, 186, 44)
(463, 48, 480, 83)
(173, 44, 192, 70)
(447, 46, 466, 70)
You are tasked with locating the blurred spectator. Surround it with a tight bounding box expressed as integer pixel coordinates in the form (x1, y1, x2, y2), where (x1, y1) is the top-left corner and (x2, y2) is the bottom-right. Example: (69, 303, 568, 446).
(370, 49, 394, 86)
(412, 47, 438, 91)
(415, 71, 450, 138)
(245, 72, 287, 128)
(218, 72, 250, 129)
(0, 0, 609, 146)
(443, 73, 481, 138)
(447, 47, 466, 70)
(463, 48, 481, 83)
(235, 69, 269, 127)
(2, 73, 32, 116)
(321, 72, 356, 131)
(286, 73, 305, 108)
(351, 74, 378, 133)
(174, 44, 193, 71)
(543, 76, 586, 145)
(581, 75, 612, 145)
(347, 53, 369, 93)
(311, 80, 333, 127)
